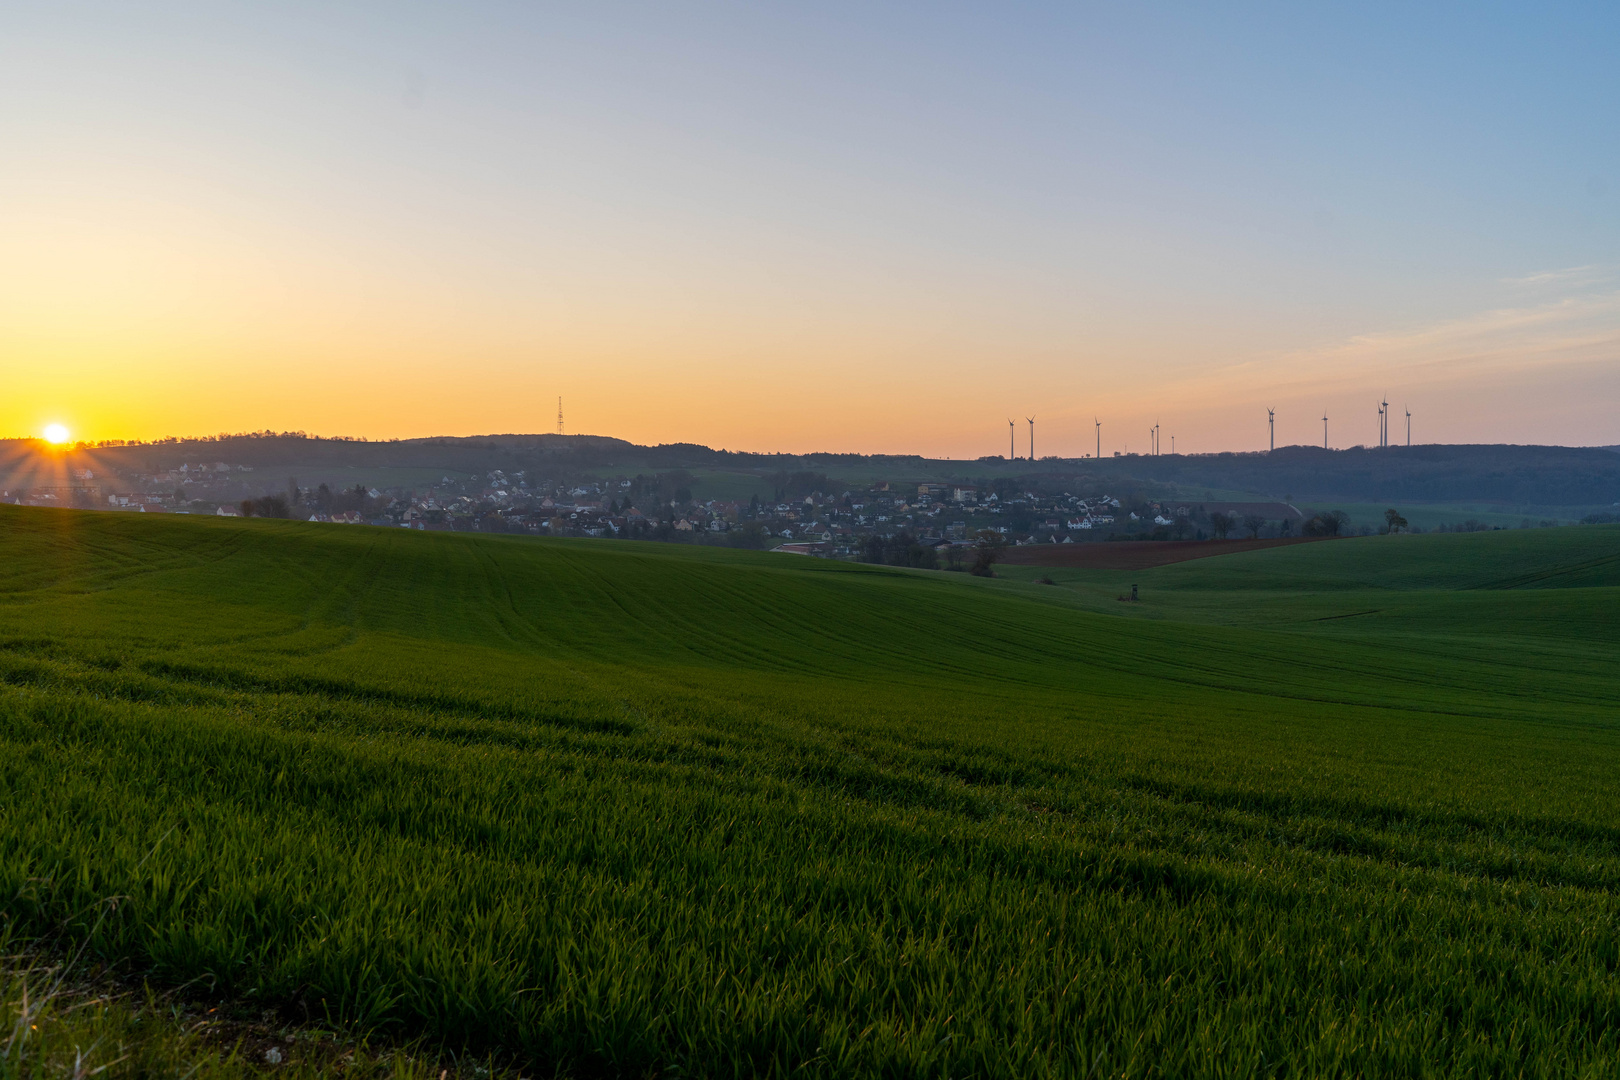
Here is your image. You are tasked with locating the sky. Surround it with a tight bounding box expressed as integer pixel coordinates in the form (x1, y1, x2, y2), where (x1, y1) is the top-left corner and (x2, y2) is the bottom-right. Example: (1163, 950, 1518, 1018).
(2, 1, 1617, 457)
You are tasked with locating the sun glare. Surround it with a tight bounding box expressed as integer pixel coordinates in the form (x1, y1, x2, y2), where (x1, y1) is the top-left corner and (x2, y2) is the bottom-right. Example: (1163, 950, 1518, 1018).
(43, 424, 70, 444)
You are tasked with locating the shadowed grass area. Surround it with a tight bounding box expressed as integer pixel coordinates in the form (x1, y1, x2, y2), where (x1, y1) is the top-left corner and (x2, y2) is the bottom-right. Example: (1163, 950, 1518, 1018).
(0, 935, 499, 1079)
(2, 507, 1619, 1076)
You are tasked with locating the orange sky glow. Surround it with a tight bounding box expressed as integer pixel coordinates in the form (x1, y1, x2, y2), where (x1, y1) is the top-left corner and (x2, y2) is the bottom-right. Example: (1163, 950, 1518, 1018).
(4, 5, 1616, 457)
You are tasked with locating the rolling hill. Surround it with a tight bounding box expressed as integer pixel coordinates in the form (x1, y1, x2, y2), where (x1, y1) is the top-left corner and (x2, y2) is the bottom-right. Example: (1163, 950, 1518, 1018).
(2, 507, 1619, 1076)
(7, 433, 1620, 512)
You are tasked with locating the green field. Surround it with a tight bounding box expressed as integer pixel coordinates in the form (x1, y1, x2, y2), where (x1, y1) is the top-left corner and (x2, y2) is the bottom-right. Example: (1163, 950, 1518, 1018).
(1298, 501, 1574, 531)
(2, 507, 1619, 1077)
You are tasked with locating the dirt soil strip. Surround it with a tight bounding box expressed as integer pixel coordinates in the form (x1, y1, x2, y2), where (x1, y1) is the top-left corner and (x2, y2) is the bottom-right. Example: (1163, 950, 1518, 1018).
(999, 536, 1334, 570)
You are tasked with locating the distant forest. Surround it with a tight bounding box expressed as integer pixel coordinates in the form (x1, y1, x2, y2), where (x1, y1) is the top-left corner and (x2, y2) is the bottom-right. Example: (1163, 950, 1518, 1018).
(4, 434, 1618, 509)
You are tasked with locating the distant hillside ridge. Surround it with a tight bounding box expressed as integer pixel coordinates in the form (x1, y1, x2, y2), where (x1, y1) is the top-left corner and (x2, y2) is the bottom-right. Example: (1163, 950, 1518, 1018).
(1126, 443, 1620, 507)
(3, 435, 1617, 508)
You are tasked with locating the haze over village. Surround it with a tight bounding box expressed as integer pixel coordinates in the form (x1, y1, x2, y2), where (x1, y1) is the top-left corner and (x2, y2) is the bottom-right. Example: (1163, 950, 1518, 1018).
(7, 429, 1615, 572)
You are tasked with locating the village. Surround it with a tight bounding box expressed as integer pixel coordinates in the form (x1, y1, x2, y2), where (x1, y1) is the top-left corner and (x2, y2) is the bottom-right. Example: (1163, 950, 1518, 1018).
(3, 459, 1323, 559)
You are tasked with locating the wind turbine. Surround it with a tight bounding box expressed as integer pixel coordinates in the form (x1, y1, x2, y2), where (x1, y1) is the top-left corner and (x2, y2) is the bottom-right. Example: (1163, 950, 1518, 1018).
(1322, 411, 1329, 450)
(1267, 407, 1275, 452)
(1405, 407, 1411, 447)
(1027, 416, 1036, 462)
(1094, 418, 1101, 460)
(1008, 419, 1015, 460)
(1381, 395, 1390, 448)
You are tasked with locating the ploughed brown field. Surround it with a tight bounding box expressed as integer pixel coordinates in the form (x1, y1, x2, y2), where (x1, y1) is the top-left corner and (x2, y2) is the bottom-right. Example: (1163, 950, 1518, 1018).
(999, 536, 1332, 569)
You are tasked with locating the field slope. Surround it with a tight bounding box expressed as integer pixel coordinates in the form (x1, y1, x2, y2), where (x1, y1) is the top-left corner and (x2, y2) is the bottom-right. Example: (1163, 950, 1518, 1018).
(2, 507, 1620, 1077)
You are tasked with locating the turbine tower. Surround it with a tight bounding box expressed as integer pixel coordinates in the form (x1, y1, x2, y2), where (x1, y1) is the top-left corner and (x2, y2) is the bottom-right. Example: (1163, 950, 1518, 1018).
(1405, 407, 1411, 447)
(1094, 418, 1101, 460)
(1008, 418, 1014, 461)
(1152, 422, 1160, 456)
(1267, 408, 1275, 452)
(1026, 416, 1036, 462)
(1380, 396, 1390, 448)
(1322, 411, 1329, 450)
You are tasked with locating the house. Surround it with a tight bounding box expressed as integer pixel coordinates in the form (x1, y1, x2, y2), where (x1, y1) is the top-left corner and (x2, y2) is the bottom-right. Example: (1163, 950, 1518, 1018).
(674, 518, 695, 532)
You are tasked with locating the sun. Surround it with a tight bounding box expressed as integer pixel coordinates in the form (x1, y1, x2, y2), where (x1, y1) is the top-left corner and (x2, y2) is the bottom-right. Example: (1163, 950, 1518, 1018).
(43, 423, 70, 444)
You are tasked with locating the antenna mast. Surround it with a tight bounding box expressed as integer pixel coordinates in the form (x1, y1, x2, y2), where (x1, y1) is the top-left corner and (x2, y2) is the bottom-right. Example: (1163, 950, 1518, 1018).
(557, 397, 564, 436)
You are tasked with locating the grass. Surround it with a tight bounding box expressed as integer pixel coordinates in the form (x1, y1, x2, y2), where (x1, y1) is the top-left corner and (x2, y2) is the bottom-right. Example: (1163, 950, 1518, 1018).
(0, 934, 493, 1079)
(1, 506, 1618, 1076)
(1298, 501, 1568, 530)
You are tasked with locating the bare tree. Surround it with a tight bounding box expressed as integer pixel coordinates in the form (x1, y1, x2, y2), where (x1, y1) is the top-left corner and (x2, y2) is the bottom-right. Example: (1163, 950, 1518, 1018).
(1210, 512, 1233, 540)
(1303, 510, 1350, 537)
(970, 529, 1006, 577)
(1242, 514, 1265, 539)
(243, 494, 291, 518)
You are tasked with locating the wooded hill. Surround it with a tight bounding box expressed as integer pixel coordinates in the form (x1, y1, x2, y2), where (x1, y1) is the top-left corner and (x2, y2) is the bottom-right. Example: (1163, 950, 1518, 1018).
(4, 434, 1617, 510)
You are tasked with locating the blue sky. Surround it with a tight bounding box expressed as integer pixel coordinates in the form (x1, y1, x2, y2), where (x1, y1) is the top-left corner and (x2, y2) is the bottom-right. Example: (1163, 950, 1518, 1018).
(3, 2, 1616, 452)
